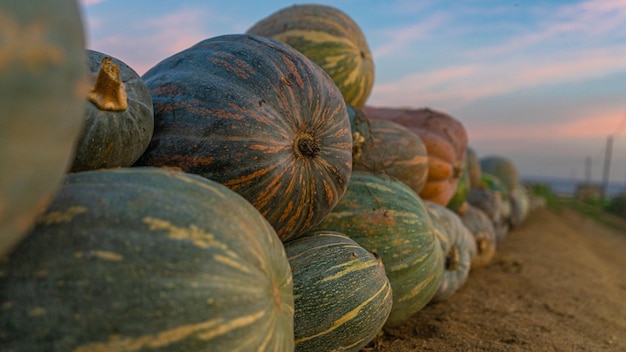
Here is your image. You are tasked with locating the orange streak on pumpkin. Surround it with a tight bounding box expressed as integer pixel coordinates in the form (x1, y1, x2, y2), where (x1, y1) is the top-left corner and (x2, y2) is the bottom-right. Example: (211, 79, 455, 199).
(208, 55, 253, 80)
(208, 104, 248, 121)
(322, 179, 334, 206)
(155, 100, 247, 121)
(277, 162, 302, 226)
(157, 155, 215, 170)
(248, 143, 288, 154)
(222, 165, 273, 191)
(278, 199, 295, 224)
(150, 83, 184, 97)
(279, 52, 305, 89)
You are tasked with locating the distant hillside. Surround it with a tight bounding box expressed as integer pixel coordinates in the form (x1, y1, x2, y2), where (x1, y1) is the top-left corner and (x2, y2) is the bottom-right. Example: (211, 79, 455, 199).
(521, 175, 625, 198)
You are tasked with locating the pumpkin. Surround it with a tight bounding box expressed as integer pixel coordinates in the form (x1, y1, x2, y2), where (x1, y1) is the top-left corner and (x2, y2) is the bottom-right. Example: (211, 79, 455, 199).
(509, 184, 531, 228)
(424, 201, 476, 303)
(134, 34, 352, 242)
(470, 173, 511, 244)
(353, 118, 429, 195)
(284, 231, 392, 352)
(347, 104, 371, 162)
(459, 204, 497, 270)
(363, 106, 468, 207)
(466, 147, 482, 188)
(310, 171, 443, 327)
(480, 155, 519, 193)
(481, 173, 512, 221)
(69, 49, 154, 172)
(0, 167, 294, 351)
(246, 4, 374, 109)
(0, 0, 87, 256)
(447, 150, 470, 214)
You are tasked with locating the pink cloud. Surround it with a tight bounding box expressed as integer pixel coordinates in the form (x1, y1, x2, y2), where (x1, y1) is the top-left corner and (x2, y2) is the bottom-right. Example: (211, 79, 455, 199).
(561, 112, 626, 138)
(369, 45, 626, 109)
(466, 108, 625, 147)
(80, 0, 107, 6)
(87, 7, 214, 75)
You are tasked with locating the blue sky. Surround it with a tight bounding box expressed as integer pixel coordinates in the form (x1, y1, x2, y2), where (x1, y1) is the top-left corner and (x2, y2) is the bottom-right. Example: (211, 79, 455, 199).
(80, 0, 626, 185)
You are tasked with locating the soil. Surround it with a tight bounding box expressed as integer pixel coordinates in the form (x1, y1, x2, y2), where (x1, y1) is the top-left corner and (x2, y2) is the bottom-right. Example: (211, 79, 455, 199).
(362, 207, 626, 352)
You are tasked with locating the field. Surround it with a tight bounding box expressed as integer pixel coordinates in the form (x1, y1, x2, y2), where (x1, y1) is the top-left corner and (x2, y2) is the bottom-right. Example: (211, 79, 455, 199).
(363, 204, 626, 351)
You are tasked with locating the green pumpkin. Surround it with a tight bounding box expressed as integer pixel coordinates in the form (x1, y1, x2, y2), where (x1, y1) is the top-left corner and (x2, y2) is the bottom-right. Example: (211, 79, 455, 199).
(0, 167, 294, 351)
(135, 34, 352, 242)
(480, 156, 519, 193)
(69, 50, 154, 172)
(284, 231, 392, 352)
(247, 4, 374, 109)
(425, 201, 476, 303)
(310, 171, 443, 327)
(0, 0, 87, 256)
(353, 119, 429, 195)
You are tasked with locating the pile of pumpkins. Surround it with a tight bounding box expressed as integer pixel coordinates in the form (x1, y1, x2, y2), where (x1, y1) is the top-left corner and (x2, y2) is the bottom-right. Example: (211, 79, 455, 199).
(0, 1, 532, 351)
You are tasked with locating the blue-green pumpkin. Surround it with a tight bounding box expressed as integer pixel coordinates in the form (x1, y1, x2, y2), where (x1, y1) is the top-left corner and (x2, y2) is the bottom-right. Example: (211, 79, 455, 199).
(135, 34, 352, 242)
(310, 171, 443, 327)
(425, 201, 476, 303)
(0, 167, 294, 351)
(69, 49, 154, 172)
(284, 231, 392, 351)
(0, 0, 87, 256)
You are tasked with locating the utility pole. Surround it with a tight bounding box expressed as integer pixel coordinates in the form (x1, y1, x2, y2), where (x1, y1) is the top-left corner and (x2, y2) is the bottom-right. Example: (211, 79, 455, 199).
(601, 135, 613, 199)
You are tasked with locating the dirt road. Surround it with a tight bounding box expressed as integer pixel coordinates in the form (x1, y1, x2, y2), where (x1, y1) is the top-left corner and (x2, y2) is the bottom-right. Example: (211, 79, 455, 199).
(364, 207, 626, 351)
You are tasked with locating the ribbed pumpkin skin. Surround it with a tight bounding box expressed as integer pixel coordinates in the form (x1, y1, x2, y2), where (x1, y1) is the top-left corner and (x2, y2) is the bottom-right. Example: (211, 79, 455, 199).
(480, 156, 519, 193)
(0, 0, 86, 256)
(69, 49, 154, 172)
(310, 171, 444, 327)
(425, 201, 475, 303)
(284, 231, 392, 352)
(353, 119, 429, 195)
(0, 167, 294, 352)
(459, 204, 497, 270)
(135, 34, 352, 242)
(247, 4, 374, 109)
(363, 106, 468, 207)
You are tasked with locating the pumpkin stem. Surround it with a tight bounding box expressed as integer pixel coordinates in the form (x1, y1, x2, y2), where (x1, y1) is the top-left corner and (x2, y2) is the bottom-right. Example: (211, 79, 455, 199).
(352, 131, 366, 160)
(87, 56, 128, 111)
(446, 245, 460, 271)
(476, 234, 489, 254)
(294, 133, 320, 158)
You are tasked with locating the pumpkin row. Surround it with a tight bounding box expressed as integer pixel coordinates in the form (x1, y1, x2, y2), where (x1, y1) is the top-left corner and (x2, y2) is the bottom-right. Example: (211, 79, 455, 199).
(0, 166, 530, 352)
(1, 2, 532, 351)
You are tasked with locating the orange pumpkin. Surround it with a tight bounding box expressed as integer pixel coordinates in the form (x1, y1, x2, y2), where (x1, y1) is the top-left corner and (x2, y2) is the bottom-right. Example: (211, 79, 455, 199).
(363, 106, 468, 206)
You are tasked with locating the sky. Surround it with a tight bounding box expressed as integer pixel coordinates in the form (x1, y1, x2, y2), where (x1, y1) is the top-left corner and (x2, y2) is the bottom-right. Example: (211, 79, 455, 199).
(79, 0, 626, 186)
